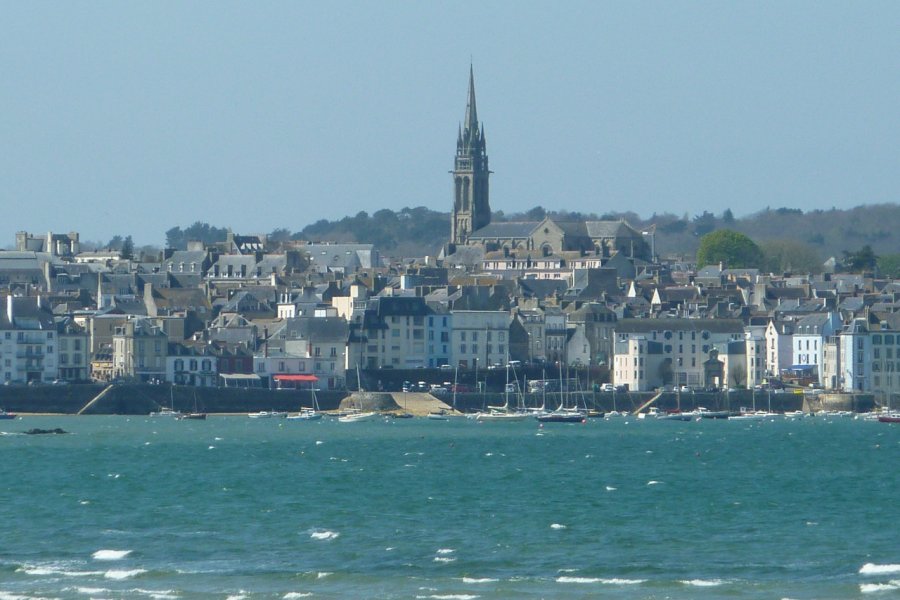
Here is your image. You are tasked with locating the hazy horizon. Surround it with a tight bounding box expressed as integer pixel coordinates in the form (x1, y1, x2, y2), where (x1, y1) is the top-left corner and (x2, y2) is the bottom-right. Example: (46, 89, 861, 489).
(2, 2, 898, 247)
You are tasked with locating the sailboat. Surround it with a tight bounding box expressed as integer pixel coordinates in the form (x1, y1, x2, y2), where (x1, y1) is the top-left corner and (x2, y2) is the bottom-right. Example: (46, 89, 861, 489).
(536, 368, 586, 423)
(338, 365, 379, 422)
(429, 366, 462, 420)
(474, 363, 529, 421)
(178, 391, 207, 420)
(151, 386, 183, 418)
(287, 382, 323, 421)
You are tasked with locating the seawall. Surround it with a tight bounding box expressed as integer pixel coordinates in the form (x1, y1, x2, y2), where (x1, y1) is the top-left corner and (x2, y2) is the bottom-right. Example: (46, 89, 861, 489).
(0, 384, 348, 415)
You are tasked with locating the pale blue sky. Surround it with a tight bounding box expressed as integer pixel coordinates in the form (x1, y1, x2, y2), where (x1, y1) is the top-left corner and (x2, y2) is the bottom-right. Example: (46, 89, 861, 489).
(1, 2, 898, 246)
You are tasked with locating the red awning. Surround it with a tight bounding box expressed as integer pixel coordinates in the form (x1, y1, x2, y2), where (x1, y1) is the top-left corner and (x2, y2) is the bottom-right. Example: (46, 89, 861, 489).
(273, 374, 318, 382)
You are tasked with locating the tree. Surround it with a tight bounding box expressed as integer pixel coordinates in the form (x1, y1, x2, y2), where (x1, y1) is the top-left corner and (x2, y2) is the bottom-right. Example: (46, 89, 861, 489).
(526, 206, 546, 220)
(760, 240, 823, 275)
(696, 229, 765, 269)
(107, 235, 124, 251)
(842, 245, 878, 272)
(878, 254, 900, 279)
(120, 235, 134, 260)
(692, 211, 718, 236)
(722, 208, 735, 224)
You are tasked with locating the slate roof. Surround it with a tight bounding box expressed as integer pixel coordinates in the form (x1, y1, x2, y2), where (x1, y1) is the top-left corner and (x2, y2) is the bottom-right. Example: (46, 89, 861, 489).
(616, 318, 745, 334)
(469, 222, 538, 239)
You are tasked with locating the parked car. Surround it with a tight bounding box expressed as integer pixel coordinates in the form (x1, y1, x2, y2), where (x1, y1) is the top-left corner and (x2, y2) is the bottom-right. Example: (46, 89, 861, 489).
(401, 380, 412, 392)
(600, 383, 615, 392)
(679, 385, 692, 393)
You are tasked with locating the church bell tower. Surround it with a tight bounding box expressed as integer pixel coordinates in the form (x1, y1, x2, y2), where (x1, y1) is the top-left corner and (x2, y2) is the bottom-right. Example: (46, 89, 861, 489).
(451, 65, 491, 246)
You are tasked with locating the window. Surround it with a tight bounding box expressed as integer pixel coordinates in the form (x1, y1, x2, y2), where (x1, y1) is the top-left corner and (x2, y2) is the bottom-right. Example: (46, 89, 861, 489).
(190, 359, 198, 371)
(48, 332, 53, 339)
(460, 344, 467, 354)
(472, 332, 478, 341)
(330, 347, 337, 357)
(461, 332, 467, 341)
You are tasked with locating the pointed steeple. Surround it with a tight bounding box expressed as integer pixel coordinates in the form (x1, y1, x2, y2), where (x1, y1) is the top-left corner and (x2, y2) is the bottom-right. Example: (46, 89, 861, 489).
(464, 63, 478, 133)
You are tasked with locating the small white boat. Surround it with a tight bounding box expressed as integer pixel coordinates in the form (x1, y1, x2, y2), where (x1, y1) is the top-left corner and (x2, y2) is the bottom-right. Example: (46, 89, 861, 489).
(287, 408, 323, 421)
(149, 407, 182, 418)
(337, 410, 379, 423)
(248, 411, 288, 419)
(473, 409, 530, 421)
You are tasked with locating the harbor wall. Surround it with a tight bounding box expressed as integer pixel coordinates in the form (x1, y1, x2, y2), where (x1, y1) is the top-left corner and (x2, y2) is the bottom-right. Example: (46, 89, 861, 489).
(0, 384, 348, 415)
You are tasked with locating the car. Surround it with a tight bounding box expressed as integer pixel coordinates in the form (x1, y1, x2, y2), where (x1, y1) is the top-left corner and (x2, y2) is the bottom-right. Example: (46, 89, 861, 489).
(416, 381, 429, 392)
(507, 360, 522, 368)
(401, 380, 412, 392)
(679, 385, 692, 393)
(504, 383, 519, 393)
(600, 383, 615, 392)
(440, 364, 454, 371)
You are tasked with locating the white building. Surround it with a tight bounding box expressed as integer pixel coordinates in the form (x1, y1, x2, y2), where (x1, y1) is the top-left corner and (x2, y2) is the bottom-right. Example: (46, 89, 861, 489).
(449, 310, 510, 369)
(0, 296, 57, 384)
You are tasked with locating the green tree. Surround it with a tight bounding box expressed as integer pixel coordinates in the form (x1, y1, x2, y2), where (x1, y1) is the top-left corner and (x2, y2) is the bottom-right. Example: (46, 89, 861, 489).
(878, 254, 900, 279)
(842, 245, 878, 272)
(692, 211, 718, 236)
(722, 208, 735, 224)
(760, 240, 823, 275)
(696, 229, 764, 269)
(120, 235, 134, 260)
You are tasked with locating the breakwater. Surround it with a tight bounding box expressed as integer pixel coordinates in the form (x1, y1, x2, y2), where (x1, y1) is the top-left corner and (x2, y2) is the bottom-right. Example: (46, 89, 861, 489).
(0, 383, 348, 415)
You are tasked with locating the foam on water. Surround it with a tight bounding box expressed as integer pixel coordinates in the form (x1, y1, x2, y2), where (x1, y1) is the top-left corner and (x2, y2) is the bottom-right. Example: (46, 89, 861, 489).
(416, 595, 480, 600)
(104, 569, 147, 580)
(0, 593, 55, 600)
(433, 557, 457, 563)
(309, 530, 339, 541)
(283, 594, 313, 599)
(129, 589, 178, 600)
(461, 578, 498, 584)
(556, 576, 645, 585)
(316, 572, 332, 579)
(91, 549, 132, 561)
(436, 548, 455, 555)
(18, 564, 102, 577)
(605, 486, 617, 491)
(681, 579, 726, 587)
(647, 480, 661, 485)
(860, 581, 900, 593)
(860, 563, 900, 575)
(550, 523, 567, 530)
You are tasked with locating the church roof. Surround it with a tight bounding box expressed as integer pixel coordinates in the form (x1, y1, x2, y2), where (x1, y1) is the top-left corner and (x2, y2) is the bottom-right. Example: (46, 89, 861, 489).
(469, 222, 538, 239)
(585, 220, 642, 239)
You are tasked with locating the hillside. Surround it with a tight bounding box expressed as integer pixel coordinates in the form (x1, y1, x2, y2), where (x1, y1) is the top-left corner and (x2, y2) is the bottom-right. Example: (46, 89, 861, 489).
(163, 203, 900, 272)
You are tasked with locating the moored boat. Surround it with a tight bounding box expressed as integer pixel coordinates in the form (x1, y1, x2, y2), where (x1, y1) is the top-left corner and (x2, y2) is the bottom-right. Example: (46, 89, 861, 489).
(0, 408, 17, 420)
(248, 411, 288, 419)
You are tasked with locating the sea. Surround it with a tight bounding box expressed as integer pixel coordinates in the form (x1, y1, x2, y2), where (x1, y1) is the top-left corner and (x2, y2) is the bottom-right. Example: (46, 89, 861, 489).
(1, 414, 898, 599)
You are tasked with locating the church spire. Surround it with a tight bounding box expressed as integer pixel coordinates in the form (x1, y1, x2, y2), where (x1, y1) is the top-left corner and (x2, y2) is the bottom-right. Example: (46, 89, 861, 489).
(450, 64, 491, 247)
(464, 63, 478, 133)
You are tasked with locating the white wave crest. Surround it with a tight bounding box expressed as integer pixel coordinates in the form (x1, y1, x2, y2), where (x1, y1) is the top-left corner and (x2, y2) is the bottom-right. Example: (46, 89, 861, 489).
(550, 523, 567, 530)
(310, 530, 339, 541)
(681, 579, 725, 587)
(18, 564, 102, 577)
(436, 548, 455, 555)
(647, 480, 661, 485)
(70, 588, 110, 595)
(556, 576, 645, 585)
(860, 563, 900, 575)
(417, 595, 480, 600)
(104, 569, 147, 580)
(283, 594, 313, 599)
(433, 556, 457, 563)
(316, 572, 332, 579)
(605, 486, 617, 491)
(128, 590, 178, 600)
(92, 549, 132, 561)
(860, 582, 900, 593)
(461, 578, 498, 583)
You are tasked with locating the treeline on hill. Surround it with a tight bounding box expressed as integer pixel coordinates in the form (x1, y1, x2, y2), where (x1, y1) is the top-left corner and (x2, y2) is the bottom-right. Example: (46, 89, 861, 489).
(154, 203, 900, 276)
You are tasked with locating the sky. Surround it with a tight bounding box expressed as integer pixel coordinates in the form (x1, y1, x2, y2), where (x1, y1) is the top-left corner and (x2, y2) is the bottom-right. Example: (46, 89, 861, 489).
(1, 2, 899, 247)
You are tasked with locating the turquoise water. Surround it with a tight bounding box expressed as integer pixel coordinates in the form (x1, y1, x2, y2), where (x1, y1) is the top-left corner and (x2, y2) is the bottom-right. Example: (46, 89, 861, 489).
(1, 415, 898, 599)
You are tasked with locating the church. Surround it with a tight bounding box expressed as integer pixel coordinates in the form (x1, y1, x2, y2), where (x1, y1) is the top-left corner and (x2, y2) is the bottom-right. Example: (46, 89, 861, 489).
(447, 67, 651, 262)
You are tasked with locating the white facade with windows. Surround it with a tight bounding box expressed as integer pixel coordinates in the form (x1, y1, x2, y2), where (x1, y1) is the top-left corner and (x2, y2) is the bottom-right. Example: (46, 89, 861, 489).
(449, 310, 510, 369)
